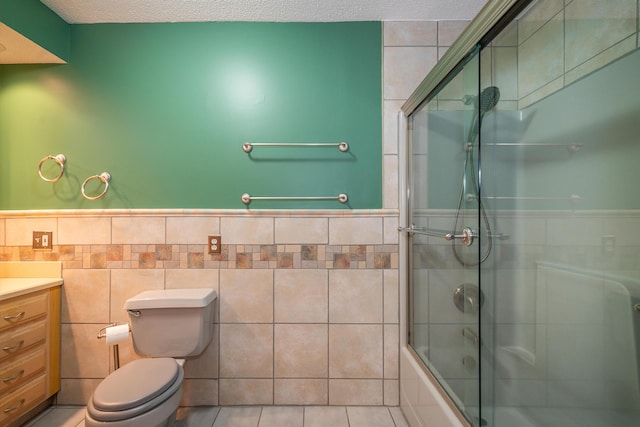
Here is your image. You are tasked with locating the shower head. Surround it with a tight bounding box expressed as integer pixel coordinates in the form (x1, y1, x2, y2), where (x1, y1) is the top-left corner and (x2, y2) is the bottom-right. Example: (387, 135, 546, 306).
(467, 86, 501, 143)
(479, 86, 500, 114)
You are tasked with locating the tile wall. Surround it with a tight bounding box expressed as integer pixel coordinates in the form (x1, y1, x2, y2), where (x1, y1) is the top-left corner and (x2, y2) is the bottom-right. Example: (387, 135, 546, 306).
(0, 20, 469, 408)
(517, 0, 640, 107)
(1, 212, 399, 406)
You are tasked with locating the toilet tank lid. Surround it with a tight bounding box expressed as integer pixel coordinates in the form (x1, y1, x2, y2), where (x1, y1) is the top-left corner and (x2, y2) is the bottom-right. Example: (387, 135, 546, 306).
(124, 288, 217, 310)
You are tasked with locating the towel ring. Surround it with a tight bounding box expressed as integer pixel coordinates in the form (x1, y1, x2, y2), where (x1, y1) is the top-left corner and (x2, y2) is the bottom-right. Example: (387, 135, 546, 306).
(37, 154, 66, 182)
(81, 172, 111, 200)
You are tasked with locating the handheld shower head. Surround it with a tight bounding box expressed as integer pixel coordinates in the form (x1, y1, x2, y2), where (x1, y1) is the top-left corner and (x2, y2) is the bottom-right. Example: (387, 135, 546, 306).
(467, 86, 501, 142)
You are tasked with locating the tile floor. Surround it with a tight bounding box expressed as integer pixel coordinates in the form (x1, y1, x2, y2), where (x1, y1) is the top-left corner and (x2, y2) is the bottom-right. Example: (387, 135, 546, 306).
(24, 405, 410, 427)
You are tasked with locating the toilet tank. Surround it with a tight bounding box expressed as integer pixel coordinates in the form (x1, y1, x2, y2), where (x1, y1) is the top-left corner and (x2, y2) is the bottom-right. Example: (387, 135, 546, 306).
(124, 288, 216, 358)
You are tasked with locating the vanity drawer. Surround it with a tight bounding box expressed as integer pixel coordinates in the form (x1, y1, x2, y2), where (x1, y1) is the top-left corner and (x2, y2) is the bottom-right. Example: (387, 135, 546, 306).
(0, 374, 46, 425)
(0, 347, 46, 394)
(0, 291, 48, 332)
(0, 320, 47, 363)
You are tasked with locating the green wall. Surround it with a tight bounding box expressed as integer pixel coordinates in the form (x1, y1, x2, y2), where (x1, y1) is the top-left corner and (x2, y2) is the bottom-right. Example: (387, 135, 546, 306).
(0, 22, 381, 209)
(0, 0, 69, 61)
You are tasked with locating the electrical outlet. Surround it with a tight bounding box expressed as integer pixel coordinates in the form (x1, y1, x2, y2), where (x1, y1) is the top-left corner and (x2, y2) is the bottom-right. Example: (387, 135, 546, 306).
(602, 235, 616, 255)
(208, 235, 221, 254)
(33, 231, 53, 249)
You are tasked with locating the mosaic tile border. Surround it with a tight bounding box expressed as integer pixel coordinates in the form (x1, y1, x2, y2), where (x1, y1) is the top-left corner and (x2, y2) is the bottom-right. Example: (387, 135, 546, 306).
(1, 244, 399, 270)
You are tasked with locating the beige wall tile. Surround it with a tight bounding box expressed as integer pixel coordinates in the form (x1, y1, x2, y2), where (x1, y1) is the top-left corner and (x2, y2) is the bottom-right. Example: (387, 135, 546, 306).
(218, 379, 273, 405)
(274, 324, 328, 378)
(274, 379, 328, 405)
(328, 379, 383, 405)
(384, 379, 400, 406)
(565, 34, 636, 85)
(383, 155, 399, 210)
(274, 269, 327, 323)
(220, 269, 273, 323)
(329, 217, 383, 245)
(383, 101, 404, 155)
(0, 219, 5, 245)
(112, 217, 165, 244)
(274, 217, 328, 244)
(57, 378, 102, 405)
(165, 268, 219, 291)
(221, 217, 273, 244)
(180, 379, 218, 406)
(219, 323, 273, 378)
(329, 270, 382, 323)
(565, 0, 636, 71)
(518, 76, 563, 109)
(384, 269, 399, 324)
(492, 47, 518, 102)
(438, 20, 470, 46)
(61, 323, 110, 379)
(384, 216, 399, 245)
(61, 269, 110, 323)
(109, 269, 165, 323)
(58, 217, 111, 245)
(384, 46, 438, 100)
(518, 0, 564, 43)
(518, 13, 564, 98)
(166, 217, 219, 244)
(492, 20, 518, 47)
(184, 324, 219, 379)
(384, 21, 438, 46)
(329, 324, 383, 378)
(385, 324, 400, 378)
(5, 218, 57, 246)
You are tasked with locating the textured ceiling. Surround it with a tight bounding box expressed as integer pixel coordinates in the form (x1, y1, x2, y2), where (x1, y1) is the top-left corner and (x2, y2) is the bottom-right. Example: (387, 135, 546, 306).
(40, 0, 488, 24)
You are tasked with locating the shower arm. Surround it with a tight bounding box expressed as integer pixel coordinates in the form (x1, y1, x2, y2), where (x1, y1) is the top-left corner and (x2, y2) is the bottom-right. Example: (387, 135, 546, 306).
(398, 225, 475, 247)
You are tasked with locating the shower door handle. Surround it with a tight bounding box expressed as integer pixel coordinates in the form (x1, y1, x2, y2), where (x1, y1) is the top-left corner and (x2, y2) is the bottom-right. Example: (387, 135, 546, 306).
(398, 225, 475, 247)
(444, 227, 475, 247)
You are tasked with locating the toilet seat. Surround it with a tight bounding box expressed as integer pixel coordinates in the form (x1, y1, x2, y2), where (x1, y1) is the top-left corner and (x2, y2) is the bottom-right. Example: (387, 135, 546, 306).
(87, 358, 183, 422)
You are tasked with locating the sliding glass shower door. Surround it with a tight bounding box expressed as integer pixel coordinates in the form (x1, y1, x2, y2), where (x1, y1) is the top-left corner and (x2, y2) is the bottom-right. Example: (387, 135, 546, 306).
(404, 1, 640, 426)
(406, 48, 486, 424)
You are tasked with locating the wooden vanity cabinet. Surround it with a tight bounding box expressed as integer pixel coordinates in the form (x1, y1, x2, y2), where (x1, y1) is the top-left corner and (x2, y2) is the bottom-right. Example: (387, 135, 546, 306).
(0, 287, 61, 425)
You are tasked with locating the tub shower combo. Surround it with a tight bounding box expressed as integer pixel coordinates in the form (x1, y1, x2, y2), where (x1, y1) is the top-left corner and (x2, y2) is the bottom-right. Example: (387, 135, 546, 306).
(399, 0, 640, 426)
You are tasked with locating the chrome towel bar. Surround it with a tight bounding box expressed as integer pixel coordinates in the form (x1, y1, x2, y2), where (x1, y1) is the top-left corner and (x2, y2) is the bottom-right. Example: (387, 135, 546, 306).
(242, 141, 349, 153)
(242, 193, 348, 205)
(465, 193, 582, 202)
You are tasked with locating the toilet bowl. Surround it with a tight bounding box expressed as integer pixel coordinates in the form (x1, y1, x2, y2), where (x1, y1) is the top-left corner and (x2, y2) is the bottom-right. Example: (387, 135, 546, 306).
(85, 288, 217, 427)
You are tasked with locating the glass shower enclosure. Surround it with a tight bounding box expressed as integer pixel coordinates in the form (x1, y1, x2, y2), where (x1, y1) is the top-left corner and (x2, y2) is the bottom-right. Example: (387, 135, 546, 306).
(401, 0, 640, 426)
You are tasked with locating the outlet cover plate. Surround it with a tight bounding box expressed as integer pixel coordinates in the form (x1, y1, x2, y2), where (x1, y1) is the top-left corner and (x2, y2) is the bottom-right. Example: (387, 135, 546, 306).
(33, 231, 53, 249)
(208, 235, 221, 254)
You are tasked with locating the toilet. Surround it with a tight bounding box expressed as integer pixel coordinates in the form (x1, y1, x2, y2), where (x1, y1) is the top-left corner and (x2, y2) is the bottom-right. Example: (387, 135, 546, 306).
(85, 288, 217, 427)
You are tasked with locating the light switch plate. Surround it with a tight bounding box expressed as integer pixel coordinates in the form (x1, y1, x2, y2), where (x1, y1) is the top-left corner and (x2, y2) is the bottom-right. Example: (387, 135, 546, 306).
(33, 231, 53, 249)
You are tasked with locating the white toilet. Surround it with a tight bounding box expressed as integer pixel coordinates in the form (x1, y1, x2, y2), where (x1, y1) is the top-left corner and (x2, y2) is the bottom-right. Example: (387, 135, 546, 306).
(85, 288, 217, 427)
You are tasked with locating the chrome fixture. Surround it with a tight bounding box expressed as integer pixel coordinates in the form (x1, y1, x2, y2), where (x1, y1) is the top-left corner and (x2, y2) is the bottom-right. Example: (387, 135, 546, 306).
(37, 154, 66, 182)
(242, 141, 349, 153)
(453, 283, 484, 313)
(398, 225, 476, 247)
(81, 172, 111, 200)
(241, 193, 348, 205)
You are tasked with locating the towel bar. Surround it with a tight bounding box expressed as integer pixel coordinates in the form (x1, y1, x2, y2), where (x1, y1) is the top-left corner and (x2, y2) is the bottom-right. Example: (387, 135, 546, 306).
(241, 193, 348, 205)
(242, 141, 349, 153)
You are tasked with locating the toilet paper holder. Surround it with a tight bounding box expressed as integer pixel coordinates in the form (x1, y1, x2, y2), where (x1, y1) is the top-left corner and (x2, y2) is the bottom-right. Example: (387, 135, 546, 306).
(97, 323, 129, 370)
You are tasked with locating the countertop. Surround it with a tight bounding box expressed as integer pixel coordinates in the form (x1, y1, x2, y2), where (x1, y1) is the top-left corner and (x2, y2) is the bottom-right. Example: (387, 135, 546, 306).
(0, 277, 64, 301)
